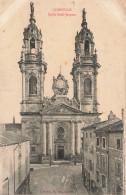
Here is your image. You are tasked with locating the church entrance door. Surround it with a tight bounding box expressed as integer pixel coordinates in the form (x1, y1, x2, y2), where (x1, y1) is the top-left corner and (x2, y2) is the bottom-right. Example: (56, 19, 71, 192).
(58, 146, 64, 159)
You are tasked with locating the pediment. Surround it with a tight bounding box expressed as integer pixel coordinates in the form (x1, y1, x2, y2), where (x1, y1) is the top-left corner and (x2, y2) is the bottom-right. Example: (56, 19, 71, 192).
(42, 103, 84, 115)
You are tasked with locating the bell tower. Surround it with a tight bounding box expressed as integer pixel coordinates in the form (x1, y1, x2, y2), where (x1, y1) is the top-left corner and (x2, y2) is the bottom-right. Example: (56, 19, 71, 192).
(18, 2, 47, 114)
(71, 9, 101, 113)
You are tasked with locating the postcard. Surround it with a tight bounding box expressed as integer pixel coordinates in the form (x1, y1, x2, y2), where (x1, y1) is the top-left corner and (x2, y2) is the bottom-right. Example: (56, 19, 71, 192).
(0, 0, 125, 195)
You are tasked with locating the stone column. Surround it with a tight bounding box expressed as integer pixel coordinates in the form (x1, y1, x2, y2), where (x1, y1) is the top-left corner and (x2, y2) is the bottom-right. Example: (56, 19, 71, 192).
(76, 122, 81, 154)
(22, 70, 25, 101)
(43, 122, 46, 155)
(48, 122, 52, 154)
(71, 122, 75, 155)
(78, 72, 81, 101)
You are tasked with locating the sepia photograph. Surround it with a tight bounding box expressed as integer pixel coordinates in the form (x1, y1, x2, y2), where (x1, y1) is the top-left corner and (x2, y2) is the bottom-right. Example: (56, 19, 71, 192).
(0, 0, 125, 194)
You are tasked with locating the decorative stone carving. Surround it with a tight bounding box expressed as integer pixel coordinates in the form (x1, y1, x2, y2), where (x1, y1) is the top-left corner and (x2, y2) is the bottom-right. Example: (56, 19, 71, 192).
(52, 74, 69, 95)
(42, 96, 79, 112)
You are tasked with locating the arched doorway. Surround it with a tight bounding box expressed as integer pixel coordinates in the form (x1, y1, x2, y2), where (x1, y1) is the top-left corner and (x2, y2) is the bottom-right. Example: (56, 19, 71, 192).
(57, 127, 64, 159)
(54, 126, 67, 160)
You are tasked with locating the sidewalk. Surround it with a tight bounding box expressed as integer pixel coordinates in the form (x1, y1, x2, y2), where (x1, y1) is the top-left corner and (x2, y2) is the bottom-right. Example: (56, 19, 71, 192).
(72, 164, 89, 195)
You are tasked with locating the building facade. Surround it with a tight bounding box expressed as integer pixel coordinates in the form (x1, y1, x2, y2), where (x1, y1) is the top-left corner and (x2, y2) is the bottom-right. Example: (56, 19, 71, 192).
(18, 3, 101, 163)
(95, 118, 123, 195)
(82, 111, 123, 195)
(0, 131, 30, 195)
(82, 122, 100, 192)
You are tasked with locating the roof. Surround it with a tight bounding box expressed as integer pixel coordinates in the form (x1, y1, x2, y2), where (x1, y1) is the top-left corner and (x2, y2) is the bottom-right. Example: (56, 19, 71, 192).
(0, 131, 30, 146)
(5, 123, 21, 132)
(95, 120, 123, 133)
(81, 122, 101, 131)
(81, 116, 121, 132)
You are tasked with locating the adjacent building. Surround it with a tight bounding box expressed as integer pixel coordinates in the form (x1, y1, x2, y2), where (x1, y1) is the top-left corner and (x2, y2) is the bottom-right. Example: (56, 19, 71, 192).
(82, 111, 123, 195)
(18, 3, 101, 163)
(0, 131, 30, 195)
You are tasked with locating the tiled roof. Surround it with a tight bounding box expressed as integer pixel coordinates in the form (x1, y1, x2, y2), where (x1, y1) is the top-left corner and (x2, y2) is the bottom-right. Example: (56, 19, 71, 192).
(81, 117, 121, 131)
(0, 131, 30, 146)
(5, 123, 21, 131)
(81, 122, 101, 131)
(95, 120, 123, 132)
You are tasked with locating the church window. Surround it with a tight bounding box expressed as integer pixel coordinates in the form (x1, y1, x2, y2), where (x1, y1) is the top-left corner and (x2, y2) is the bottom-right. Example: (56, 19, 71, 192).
(85, 40, 89, 55)
(30, 37, 35, 49)
(29, 76, 37, 95)
(84, 78, 92, 95)
(57, 127, 64, 139)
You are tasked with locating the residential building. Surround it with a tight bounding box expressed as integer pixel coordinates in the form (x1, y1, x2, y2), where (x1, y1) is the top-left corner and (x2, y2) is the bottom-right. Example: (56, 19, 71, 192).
(82, 121, 101, 192)
(95, 117, 123, 195)
(82, 111, 123, 194)
(0, 131, 30, 195)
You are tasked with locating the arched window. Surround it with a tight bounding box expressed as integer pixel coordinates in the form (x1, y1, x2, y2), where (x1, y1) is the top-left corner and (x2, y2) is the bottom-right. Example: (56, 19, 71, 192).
(74, 82, 77, 99)
(30, 37, 35, 49)
(29, 76, 37, 95)
(84, 78, 92, 95)
(57, 127, 64, 139)
(85, 40, 89, 55)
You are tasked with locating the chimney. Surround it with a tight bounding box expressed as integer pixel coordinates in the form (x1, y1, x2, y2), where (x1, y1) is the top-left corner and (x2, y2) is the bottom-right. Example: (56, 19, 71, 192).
(121, 108, 124, 124)
(108, 111, 116, 120)
(13, 116, 15, 124)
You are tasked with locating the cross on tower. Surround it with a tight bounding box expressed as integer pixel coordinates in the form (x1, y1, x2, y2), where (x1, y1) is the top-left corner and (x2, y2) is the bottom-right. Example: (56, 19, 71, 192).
(60, 65, 62, 74)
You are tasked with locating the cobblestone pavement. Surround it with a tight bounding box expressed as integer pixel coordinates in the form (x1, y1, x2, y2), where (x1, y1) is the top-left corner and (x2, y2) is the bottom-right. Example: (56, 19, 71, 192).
(30, 162, 89, 195)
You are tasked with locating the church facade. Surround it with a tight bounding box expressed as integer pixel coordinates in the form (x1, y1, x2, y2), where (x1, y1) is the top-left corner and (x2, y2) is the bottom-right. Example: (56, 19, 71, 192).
(18, 3, 101, 163)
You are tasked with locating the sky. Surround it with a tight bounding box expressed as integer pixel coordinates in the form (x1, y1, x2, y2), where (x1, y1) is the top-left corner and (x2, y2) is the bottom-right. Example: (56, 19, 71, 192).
(0, 0, 125, 123)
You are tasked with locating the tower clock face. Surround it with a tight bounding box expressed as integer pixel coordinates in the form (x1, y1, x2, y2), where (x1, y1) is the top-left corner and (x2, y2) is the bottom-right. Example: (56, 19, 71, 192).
(57, 80, 65, 89)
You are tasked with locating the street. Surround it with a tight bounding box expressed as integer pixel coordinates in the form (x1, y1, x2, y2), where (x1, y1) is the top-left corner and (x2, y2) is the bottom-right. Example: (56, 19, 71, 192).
(30, 162, 89, 195)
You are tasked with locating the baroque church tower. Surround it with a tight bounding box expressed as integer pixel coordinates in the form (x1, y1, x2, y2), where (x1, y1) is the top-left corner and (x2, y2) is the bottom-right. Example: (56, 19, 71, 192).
(71, 9, 101, 113)
(19, 2, 47, 114)
(18, 3, 47, 161)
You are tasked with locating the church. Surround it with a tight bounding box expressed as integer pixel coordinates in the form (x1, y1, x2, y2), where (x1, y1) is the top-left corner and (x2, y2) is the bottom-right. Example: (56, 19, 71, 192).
(18, 2, 101, 163)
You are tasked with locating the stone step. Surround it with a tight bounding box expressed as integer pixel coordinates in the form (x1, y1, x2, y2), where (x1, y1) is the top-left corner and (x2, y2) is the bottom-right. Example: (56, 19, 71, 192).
(52, 160, 71, 165)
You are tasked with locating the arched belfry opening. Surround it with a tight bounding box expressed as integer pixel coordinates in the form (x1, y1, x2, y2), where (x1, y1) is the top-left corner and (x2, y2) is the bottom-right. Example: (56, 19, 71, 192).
(74, 81, 77, 99)
(30, 37, 35, 49)
(84, 78, 92, 95)
(84, 40, 89, 55)
(29, 76, 37, 95)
